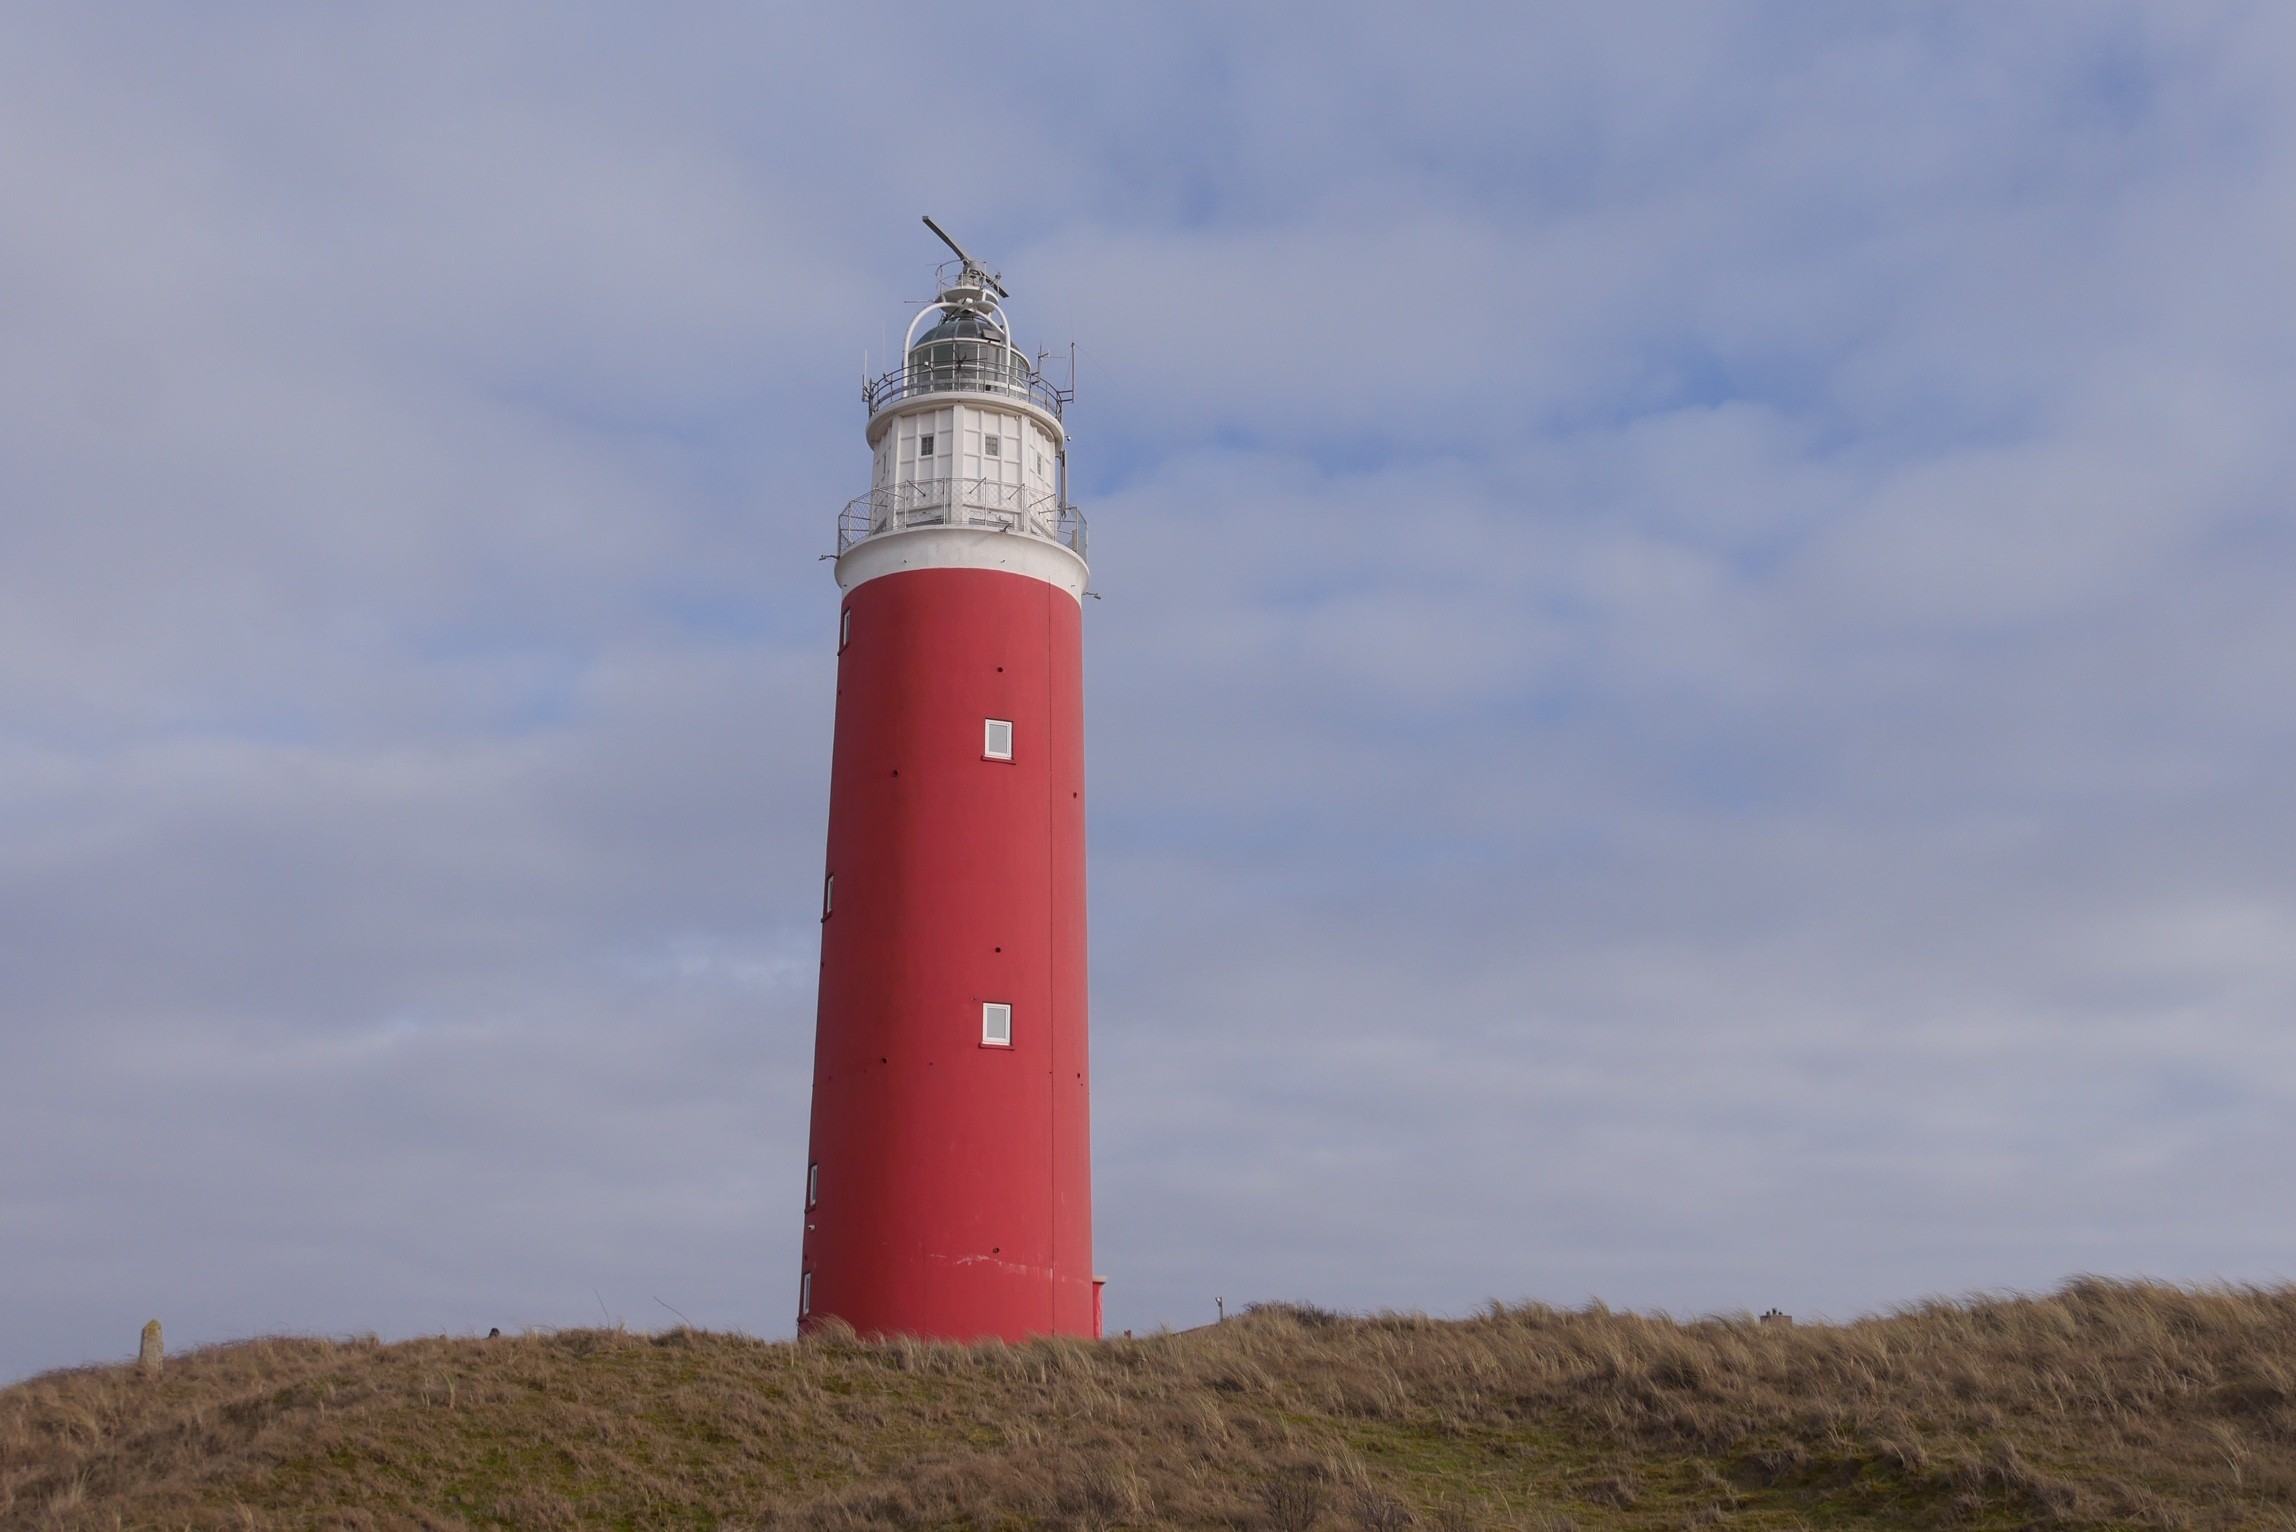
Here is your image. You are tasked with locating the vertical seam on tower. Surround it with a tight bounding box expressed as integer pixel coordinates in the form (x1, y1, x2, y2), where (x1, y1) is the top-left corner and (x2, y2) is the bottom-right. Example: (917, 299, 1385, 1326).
(1046, 582, 1060, 1320)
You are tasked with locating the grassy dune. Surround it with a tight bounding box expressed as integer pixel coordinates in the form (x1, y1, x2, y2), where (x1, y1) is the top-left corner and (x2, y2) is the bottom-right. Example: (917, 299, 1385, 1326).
(5, 1279, 2295, 1529)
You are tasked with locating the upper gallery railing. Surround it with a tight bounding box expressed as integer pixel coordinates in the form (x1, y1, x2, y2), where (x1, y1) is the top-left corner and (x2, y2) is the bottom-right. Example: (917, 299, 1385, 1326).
(863, 355, 1068, 420)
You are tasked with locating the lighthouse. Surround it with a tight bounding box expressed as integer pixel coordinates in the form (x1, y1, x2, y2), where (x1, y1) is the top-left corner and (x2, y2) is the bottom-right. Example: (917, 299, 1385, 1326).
(797, 220, 1098, 1342)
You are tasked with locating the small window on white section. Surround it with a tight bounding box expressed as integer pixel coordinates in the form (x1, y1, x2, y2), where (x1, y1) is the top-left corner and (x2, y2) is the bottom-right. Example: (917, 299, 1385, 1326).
(799, 1270, 813, 1316)
(821, 873, 834, 919)
(984, 718, 1013, 760)
(982, 1002, 1013, 1047)
(919, 433, 935, 457)
(984, 435, 1001, 457)
(806, 1162, 819, 1208)
(839, 607, 851, 650)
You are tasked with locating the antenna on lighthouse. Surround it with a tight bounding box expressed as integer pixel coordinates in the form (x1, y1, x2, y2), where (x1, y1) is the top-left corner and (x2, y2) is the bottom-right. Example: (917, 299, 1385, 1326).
(921, 215, 1008, 300)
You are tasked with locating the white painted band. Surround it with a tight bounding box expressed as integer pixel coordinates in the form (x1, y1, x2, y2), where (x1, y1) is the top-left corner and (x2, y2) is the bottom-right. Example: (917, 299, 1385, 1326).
(864, 388, 1065, 450)
(834, 526, 1088, 604)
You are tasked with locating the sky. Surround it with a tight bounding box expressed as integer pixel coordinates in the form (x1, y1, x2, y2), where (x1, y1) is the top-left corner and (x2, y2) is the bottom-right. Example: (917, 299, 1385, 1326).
(3, 2, 2294, 1382)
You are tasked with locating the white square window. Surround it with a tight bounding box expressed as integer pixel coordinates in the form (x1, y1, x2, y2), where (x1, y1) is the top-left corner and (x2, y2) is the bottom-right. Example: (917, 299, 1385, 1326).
(984, 435, 1000, 457)
(983, 718, 1013, 760)
(919, 433, 935, 457)
(982, 1002, 1013, 1047)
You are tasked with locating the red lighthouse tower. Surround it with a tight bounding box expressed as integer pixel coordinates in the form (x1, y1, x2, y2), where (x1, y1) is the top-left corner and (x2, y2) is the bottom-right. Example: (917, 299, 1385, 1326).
(798, 221, 1097, 1341)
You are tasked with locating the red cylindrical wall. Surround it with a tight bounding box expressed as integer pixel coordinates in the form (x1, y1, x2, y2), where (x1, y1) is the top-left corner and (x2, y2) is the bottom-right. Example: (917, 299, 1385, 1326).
(799, 563, 1094, 1340)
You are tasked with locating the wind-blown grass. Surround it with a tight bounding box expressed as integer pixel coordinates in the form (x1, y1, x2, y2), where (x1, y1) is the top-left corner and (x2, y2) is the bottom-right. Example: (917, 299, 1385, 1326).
(5, 1278, 2293, 1528)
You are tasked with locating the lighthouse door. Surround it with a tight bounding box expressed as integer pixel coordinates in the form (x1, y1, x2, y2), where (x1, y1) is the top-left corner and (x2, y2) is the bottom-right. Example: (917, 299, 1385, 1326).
(964, 408, 1029, 531)
(893, 408, 955, 527)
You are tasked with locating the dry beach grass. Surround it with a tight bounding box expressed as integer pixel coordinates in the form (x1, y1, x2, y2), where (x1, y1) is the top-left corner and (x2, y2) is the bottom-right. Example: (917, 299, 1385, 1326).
(5, 1278, 2295, 1529)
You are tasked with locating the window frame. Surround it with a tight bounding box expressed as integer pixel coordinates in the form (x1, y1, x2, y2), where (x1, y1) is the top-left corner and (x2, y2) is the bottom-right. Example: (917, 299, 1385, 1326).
(981, 1001, 1013, 1048)
(983, 717, 1014, 761)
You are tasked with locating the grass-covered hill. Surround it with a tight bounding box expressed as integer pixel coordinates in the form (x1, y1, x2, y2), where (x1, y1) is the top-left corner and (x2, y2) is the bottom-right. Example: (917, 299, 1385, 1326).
(5, 1279, 2294, 1530)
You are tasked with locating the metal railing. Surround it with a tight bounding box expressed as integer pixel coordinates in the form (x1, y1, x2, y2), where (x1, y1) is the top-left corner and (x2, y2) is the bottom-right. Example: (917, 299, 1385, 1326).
(839, 477, 1087, 561)
(863, 360, 1068, 420)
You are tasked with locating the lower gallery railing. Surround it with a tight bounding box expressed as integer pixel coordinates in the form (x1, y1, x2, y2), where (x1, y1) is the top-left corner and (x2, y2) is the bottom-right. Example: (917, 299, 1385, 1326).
(839, 478, 1087, 561)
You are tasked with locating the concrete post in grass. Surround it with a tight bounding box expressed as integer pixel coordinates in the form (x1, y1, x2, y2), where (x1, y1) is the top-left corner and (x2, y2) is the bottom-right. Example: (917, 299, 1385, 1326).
(138, 1319, 163, 1375)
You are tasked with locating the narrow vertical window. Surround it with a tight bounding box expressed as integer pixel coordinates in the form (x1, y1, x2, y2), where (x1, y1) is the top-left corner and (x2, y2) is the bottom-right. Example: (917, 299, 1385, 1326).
(982, 1001, 1013, 1047)
(839, 607, 851, 651)
(983, 718, 1013, 760)
(821, 873, 834, 919)
(919, 433, 935, 457)
(799, 1271, 813, 1316)
(806, 1162, 819, 1208)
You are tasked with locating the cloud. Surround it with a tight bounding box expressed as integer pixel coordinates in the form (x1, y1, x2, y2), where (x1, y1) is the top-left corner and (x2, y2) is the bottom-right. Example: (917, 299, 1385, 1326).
(3, 1, 2294, 1377)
